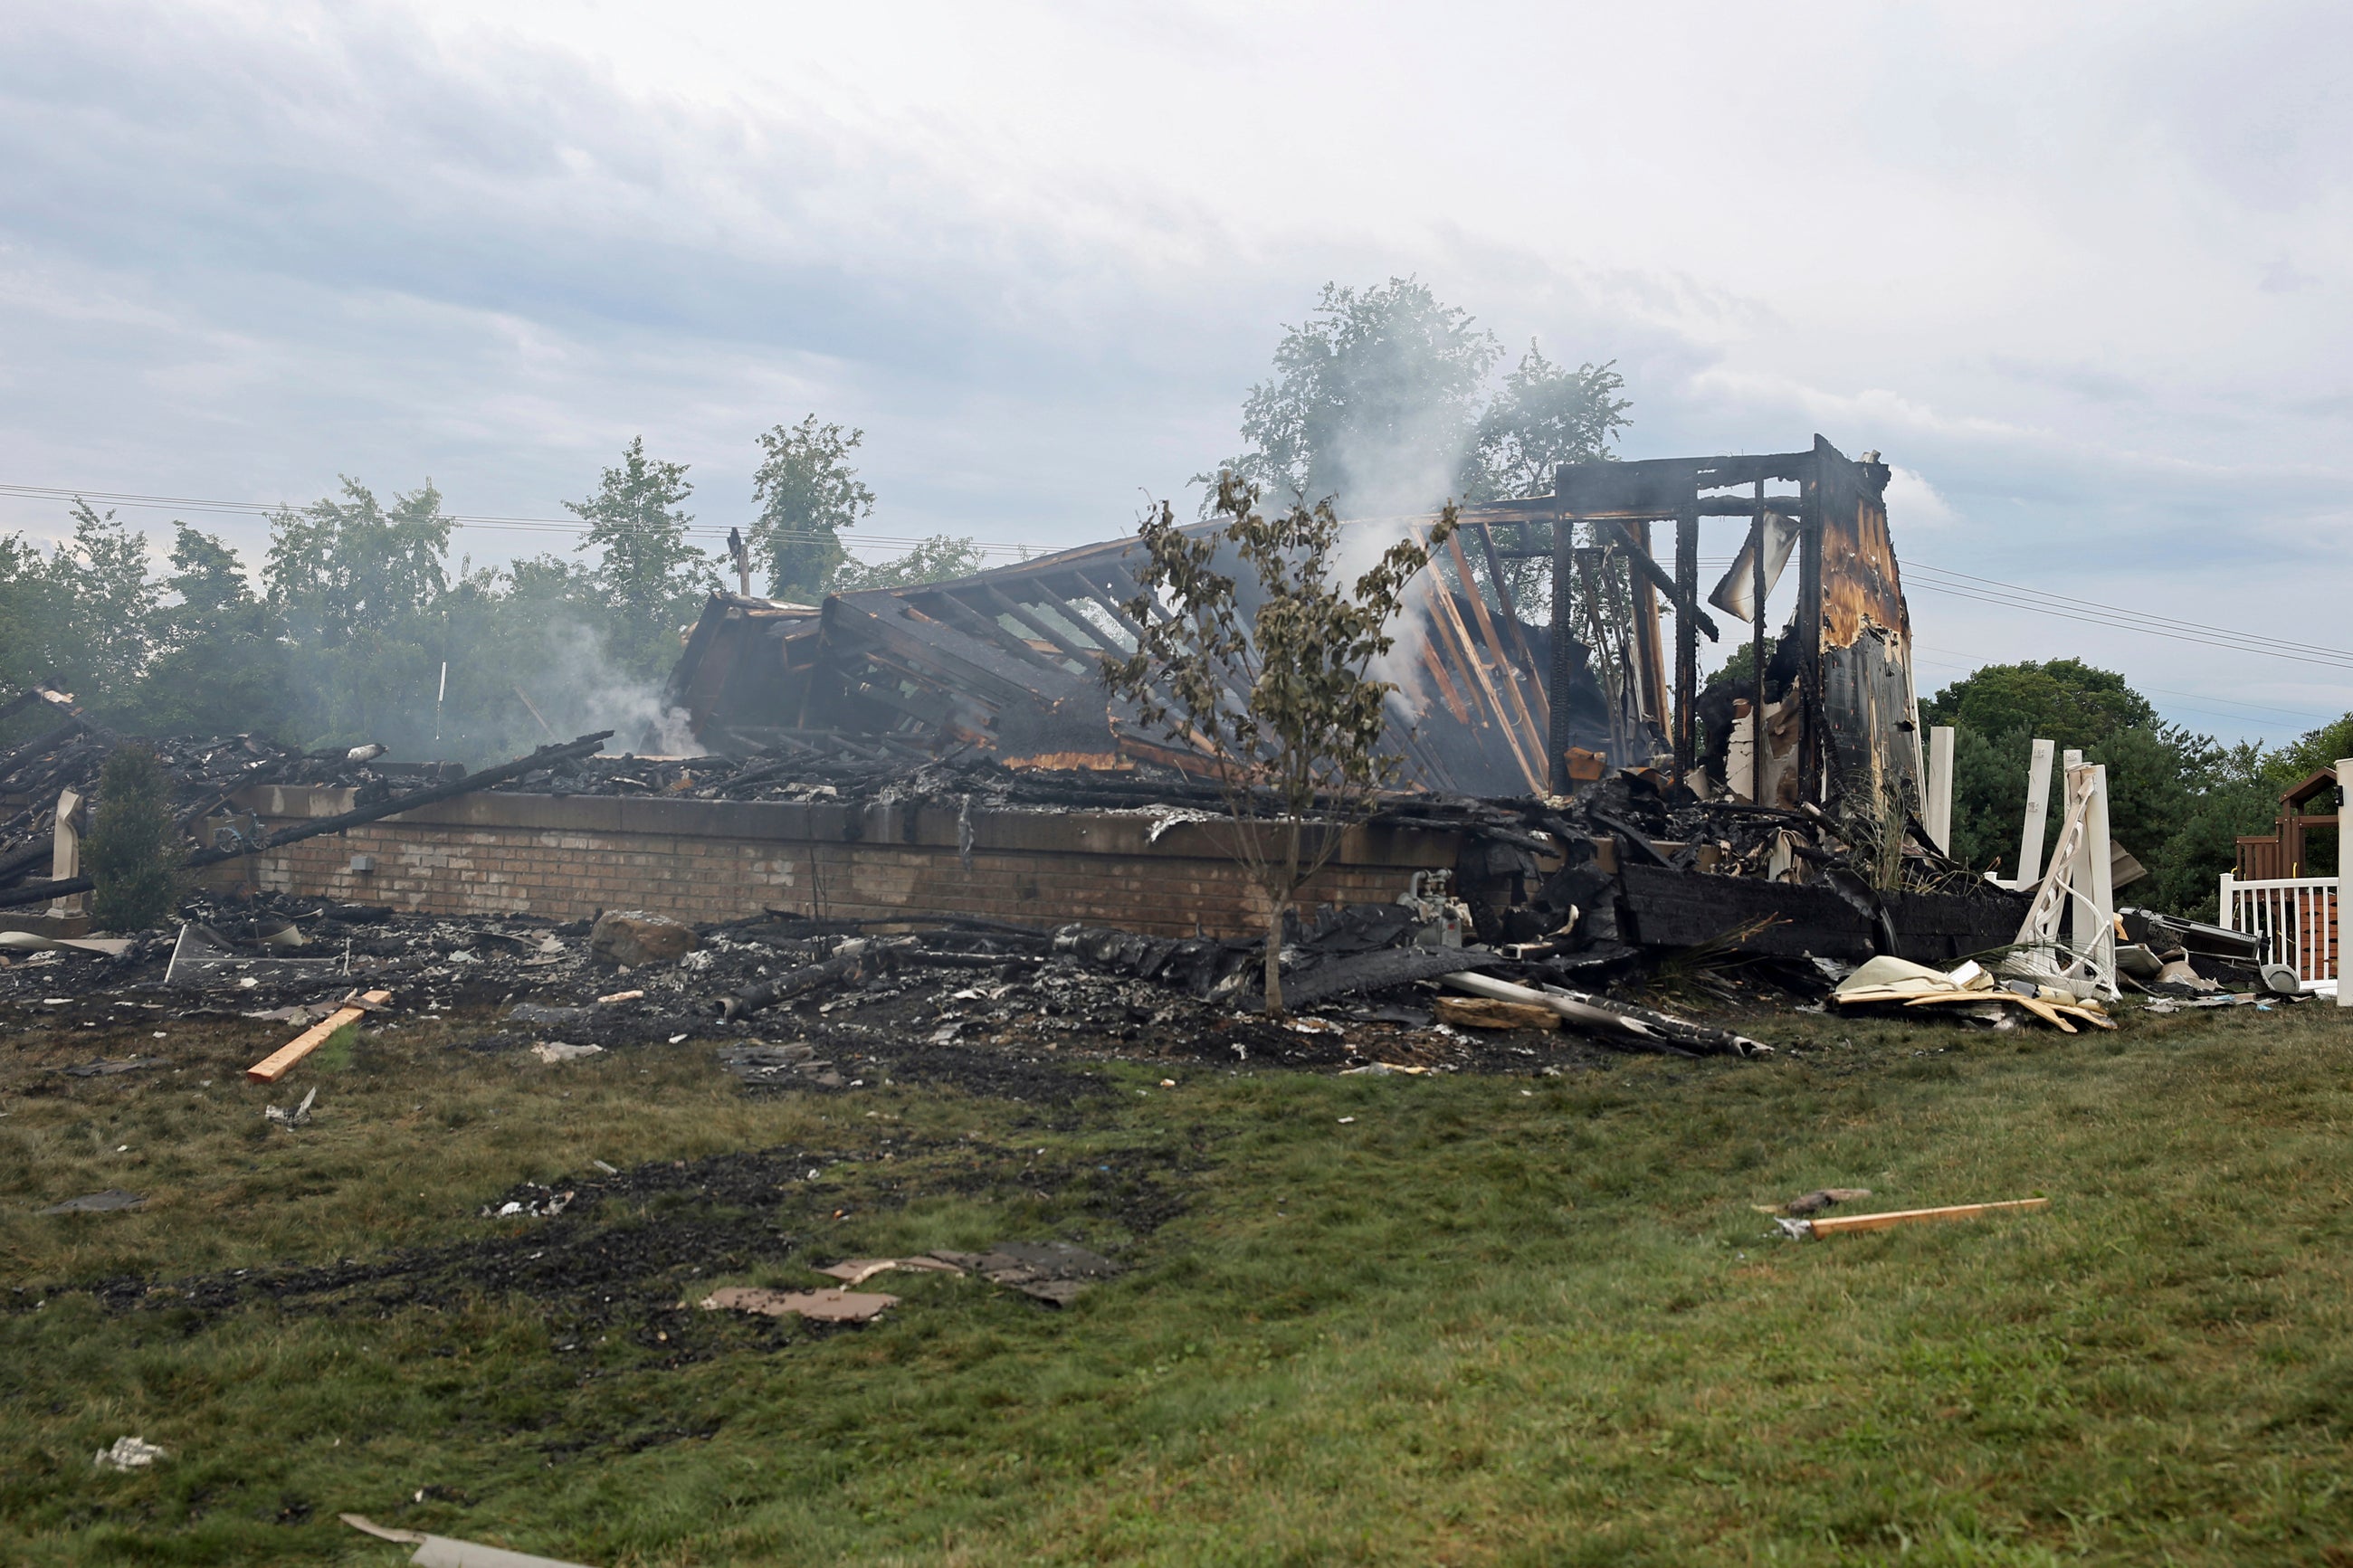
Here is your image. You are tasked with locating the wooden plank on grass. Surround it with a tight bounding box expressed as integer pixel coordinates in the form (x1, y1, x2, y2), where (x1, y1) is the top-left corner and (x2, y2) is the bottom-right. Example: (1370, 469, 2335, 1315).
(246, 990, 391, 1084)
(1805, 1197, 2049, 1237)
(2015, 994, 2079, 1033)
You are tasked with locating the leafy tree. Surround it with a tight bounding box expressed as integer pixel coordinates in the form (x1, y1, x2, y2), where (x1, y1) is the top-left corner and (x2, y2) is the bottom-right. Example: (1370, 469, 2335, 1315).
(567, 439, 711, 676)
(130, 525, 289, 737)
(265, 480, 452, 749)
(84, 744, 184, 930)
(37, 503, 159, 711)
(751, 415, 876, 600)
(1205, 278, 1501, 516)
(830, 535, 986, 593)
(2270, 713, 2353, 784)
(267, 480, 451, 646)
(2144, 739, 2281, 908)
(1104, 474, 1454, 1013)
(1923, 659, 2281, 917)
(0, 531, 57, 702)
(1926, 658, 2156, 746)
(1469, 344, 1632, 499)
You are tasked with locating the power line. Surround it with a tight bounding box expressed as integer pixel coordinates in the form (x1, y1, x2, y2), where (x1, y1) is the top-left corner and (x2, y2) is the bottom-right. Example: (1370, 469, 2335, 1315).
(0, 483, 1052, 558)
(7, 477, 2353, 679)
(1900, 578, 2353, 673)
(1910, 640, 2340, 736)
(1904, 563, 2353, 667)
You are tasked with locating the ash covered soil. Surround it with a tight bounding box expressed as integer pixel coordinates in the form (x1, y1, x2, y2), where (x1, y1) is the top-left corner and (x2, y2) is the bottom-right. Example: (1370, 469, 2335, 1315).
(0, 890, 1748, 1088)
(2, 894, 1776, 1363)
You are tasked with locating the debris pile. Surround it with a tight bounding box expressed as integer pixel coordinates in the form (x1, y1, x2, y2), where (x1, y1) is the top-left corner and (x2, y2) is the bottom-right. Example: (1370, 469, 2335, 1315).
(1830, 956, 2116, 1033)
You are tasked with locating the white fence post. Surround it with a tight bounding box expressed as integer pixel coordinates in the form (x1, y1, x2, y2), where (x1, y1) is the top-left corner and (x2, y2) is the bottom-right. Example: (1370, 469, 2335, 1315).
(1925, 726, 1955, 855)
(2014, 738, 2054, 889)
(2339, 759, 2350, 1008)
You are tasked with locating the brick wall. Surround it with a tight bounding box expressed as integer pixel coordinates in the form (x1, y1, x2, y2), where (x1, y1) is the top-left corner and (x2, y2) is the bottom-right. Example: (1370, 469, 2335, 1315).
(196, 787, 1460, 937)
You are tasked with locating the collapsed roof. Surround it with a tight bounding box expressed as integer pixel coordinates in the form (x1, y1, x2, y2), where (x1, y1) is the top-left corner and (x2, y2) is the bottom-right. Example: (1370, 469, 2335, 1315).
(667, 434, 1922, 832)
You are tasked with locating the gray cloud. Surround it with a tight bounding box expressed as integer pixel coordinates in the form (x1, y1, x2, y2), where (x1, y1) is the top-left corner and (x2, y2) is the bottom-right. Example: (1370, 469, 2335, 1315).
(0, 1, 2347, 744)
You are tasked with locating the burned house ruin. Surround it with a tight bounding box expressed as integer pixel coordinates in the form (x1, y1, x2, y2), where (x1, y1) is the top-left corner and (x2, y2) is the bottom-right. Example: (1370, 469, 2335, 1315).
(668, 435, 1925, 842)
(5, 434, 2013, 990)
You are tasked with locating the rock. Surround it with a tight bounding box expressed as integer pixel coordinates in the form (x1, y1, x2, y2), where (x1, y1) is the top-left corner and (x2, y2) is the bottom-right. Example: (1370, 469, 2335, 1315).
(588, 910, 698, 968)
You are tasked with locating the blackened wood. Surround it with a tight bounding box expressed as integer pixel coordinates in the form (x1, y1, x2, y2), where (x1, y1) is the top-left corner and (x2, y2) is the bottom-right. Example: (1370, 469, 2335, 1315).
(184, 731, 614, 870)
(0, 875, 91, 910)
(1673, 508, 1698, 778)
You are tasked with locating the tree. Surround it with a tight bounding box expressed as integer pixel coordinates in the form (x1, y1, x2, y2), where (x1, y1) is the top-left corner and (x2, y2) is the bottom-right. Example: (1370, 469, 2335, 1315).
(1925, 658, 2156, 746)
(1205, 278, 1501, 516)
(830, 535, 986, 593)
(131, 524, 289, 737)
(1103, 474, 1454, 1013)
(567, 438, 710, 676)
(265, 479, 453, 748)
(84, 744, 184, 930)
(2270, 713, 2353, 784)
(267, 480, 452, 647)
(43, 502, 159, 712)
(751, 415, 876, 600)
(1469, 344, 1632, 499)
(1921, 658, 2270, 917)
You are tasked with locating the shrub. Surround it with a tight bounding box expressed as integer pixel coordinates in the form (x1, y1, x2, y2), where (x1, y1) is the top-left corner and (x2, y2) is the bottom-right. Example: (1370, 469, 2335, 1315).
(84, 744, 185, 930)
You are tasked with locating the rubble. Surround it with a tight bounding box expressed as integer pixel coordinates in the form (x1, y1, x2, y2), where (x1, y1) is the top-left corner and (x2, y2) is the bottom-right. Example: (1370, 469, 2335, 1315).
(931, 1240, 1122, 1307)
(1830, 956, 2115, 1032)
(92, 1436, 167, 1471)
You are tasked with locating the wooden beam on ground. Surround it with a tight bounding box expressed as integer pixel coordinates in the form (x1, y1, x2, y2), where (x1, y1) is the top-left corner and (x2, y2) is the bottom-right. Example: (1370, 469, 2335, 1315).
(1802, 1197, 2049, 1238)
(247, 991, 391, 1083)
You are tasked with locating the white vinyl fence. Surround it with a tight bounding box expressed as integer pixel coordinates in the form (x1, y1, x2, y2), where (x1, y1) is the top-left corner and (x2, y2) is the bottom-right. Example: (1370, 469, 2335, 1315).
(2219, 874, 2339, 984)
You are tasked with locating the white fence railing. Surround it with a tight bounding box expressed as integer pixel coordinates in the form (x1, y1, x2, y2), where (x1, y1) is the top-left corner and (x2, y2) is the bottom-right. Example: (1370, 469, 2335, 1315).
(2219, 875, 2339, 984)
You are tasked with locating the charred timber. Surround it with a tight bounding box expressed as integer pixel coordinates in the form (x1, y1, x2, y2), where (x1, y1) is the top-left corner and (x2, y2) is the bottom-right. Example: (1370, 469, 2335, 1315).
(721, 939, 900, 1021)
(185, 731, 614, 870)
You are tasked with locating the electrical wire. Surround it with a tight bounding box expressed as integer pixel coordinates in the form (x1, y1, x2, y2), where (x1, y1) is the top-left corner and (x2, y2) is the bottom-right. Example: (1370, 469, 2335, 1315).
(6, 478, 2353, 683)
(0, 482, 1051, 558)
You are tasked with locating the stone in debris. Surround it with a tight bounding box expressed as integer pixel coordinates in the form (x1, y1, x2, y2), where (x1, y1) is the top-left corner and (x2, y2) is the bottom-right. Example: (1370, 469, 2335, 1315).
(40, 1189, 147, 1214)
(509, 1003, 589, 1026)
(589, 910, 699, 968)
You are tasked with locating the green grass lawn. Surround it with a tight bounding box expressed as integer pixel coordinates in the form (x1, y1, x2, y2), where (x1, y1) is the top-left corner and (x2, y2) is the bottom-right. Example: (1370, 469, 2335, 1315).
(4, 998, 2352, 1565)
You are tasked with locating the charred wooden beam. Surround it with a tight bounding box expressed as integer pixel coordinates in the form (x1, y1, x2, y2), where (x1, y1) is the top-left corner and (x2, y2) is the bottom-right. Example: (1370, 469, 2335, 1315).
(1548, 508, 1575, 789)
(1602, 518, 1720, 643)
(1673, 508, 1698, 779)
(186, 731, 614, 870)
(976, 584, 1099, 664)
(1471, 523, 1548, 732)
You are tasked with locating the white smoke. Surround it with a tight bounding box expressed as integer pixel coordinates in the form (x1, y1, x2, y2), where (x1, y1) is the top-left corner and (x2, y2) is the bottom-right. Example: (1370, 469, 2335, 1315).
(511, 619, 700, 756)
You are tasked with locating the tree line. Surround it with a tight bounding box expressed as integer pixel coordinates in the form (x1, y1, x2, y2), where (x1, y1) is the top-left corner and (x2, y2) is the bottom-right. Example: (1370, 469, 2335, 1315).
(1923, 659, 2349, 917)
(0, 421, 977, 764)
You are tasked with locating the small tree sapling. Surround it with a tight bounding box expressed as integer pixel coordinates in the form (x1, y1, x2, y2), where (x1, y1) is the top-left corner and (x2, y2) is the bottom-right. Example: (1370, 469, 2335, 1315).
(1103, 473, 1454, 1013)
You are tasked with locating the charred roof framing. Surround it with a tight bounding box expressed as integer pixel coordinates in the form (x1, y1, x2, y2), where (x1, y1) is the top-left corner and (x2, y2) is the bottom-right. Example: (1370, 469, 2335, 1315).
(666, 433, 1921, 832)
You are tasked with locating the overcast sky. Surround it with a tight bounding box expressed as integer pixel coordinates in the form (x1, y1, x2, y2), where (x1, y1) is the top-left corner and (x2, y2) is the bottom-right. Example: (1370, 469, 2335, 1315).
(2, 1, 2348, 742)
